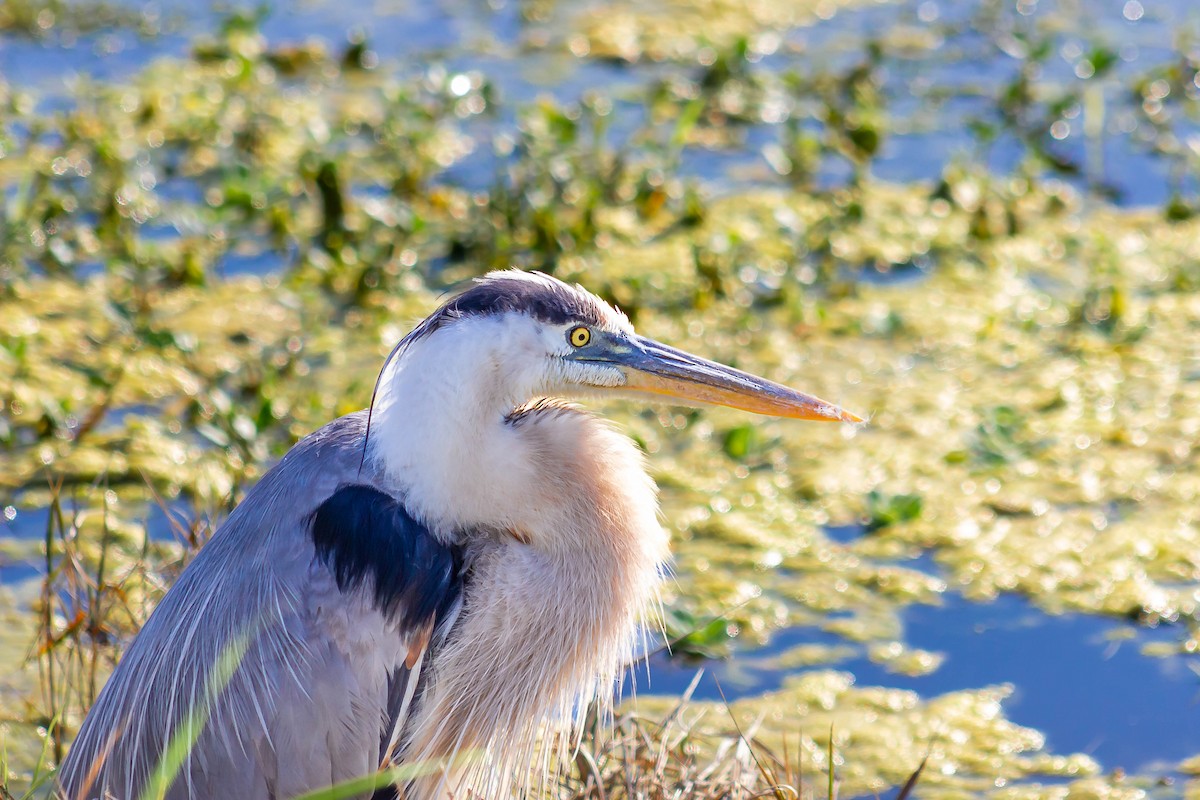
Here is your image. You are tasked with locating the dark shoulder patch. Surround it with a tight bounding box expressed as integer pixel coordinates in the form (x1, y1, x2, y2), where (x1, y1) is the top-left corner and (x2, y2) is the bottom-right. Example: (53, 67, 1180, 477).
(309, 485, 462, 631)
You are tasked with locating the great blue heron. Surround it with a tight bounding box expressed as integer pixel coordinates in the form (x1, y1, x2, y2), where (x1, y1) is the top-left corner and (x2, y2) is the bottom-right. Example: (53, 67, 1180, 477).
(57, 270, 860, 800)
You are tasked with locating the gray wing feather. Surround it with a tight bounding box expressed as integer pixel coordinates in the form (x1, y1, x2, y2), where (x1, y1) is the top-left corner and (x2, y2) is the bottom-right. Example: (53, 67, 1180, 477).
(57, 412, 462, 800)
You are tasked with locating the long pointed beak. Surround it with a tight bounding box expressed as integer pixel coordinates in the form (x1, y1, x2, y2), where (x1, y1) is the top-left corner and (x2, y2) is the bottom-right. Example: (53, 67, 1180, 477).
(583, 335, 863, 424)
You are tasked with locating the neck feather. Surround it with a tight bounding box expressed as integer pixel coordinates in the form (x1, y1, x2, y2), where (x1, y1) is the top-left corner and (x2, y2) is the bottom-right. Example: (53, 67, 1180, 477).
(400, 406, 669, 799)
(368, 325, 535, 535)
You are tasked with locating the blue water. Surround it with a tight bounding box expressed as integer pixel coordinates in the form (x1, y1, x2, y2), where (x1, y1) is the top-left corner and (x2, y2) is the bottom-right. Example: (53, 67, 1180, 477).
(641, 592, 1200, 775)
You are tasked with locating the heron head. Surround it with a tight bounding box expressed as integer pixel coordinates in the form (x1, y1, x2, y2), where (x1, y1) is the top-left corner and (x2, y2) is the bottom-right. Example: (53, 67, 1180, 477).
(400, 271, 861, 424)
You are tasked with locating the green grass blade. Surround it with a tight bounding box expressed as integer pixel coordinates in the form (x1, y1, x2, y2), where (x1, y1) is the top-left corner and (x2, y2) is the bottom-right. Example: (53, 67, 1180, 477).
(137, 627, 254, 800)
(292, 750, 481, 800)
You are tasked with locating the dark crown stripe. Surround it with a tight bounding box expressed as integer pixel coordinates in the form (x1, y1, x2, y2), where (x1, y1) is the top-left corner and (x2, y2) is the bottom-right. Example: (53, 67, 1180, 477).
(444, 274, 605, 327)
(406, 274, 608, 344)
(309, 485, 463, 630)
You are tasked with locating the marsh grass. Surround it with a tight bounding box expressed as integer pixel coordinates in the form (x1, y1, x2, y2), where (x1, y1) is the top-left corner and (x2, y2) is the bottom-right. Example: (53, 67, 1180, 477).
(19, 477, 203, 775)
(559, 693, 926, 800)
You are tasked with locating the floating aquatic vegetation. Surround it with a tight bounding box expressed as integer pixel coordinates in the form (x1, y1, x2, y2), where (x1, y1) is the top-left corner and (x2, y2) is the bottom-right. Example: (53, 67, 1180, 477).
(0, 0, 163, 40)
(625, 673, 1134, 799)
(570, 0, 887, 63)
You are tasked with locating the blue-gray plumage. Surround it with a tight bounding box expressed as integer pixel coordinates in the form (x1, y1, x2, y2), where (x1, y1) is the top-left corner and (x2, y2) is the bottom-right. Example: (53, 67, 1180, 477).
(57, 271, 860, 800)
(59, 413, 443, 800)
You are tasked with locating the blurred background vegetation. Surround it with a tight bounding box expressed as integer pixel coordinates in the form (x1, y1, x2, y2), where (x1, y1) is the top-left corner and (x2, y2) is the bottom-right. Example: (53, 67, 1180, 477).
(1, 0, 1199, 797)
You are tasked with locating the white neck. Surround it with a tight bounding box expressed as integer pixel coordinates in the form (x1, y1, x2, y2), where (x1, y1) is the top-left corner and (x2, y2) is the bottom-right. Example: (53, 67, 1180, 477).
(367, 318, 542, 536)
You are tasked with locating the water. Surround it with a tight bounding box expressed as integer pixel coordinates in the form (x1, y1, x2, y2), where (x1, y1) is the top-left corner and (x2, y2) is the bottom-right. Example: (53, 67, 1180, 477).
(632, 524, 1198, 776)
(642, 593, 1200, 775)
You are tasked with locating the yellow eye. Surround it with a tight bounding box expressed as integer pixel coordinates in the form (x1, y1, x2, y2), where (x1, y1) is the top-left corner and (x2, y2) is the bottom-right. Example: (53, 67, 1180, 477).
(569, 326, 591, 348)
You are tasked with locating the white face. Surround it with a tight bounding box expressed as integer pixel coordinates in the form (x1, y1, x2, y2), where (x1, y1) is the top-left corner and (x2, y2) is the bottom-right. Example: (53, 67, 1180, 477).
(472, 314, 631, 407)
